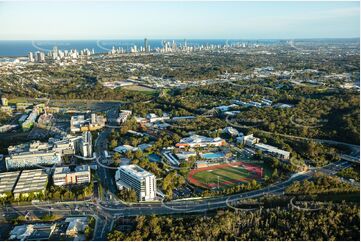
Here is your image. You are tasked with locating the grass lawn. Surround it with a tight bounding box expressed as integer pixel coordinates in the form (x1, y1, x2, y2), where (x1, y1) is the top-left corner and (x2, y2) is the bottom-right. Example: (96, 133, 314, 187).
(123, 85, 157, 93)
(192, 165, 253, 186)
(188, 161, 273, 189)
(190, 162, 269, 189)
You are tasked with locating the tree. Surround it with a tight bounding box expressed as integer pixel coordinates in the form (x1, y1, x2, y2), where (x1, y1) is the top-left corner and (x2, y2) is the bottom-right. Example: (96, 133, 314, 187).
(134, 149, 144, 159)
(110, 139, 118, 149)
(118, 189, 138, 203)
(107, 230, 124, 241)
(113, 152, 121, 164)
(271, 168, 278, 178)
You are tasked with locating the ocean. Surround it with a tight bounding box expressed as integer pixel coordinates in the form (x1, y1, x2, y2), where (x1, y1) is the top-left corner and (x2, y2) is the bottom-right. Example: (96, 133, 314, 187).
(0, 39, 281, 57)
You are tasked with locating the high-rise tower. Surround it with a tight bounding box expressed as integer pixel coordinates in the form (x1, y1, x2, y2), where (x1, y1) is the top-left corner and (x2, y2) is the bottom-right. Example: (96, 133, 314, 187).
(144, 38, 148, 52)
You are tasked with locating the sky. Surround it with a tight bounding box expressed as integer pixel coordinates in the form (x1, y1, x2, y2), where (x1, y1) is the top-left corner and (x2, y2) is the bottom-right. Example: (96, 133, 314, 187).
(0, 1, 359, 40)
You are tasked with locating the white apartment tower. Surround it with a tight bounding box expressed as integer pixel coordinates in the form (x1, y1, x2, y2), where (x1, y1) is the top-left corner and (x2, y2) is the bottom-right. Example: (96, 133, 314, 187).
(115, 165, 156, 201)
(28, 52, 34, 62)
(80, 131, 92, 158)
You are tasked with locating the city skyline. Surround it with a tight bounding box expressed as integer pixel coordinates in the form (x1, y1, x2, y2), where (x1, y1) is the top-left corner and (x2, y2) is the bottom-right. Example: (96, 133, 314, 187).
(0, 1, 359, 40)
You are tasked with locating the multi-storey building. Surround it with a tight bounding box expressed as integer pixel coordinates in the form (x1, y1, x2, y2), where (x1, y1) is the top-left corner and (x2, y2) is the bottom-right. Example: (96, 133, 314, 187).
(5, 137, 77, 170)
(0, 171, 21, 198)
(80, 131, 92, 158)
(176, 135, 226, 148)
(13, 169, 48, 199)
(21, 108, 39, 131)
(5, 151, 61, 170)
(70, 114, 106, 132)
(117, 110, 132, 124)
(115, 165, 156, 201)
(53, 165, 91, 186)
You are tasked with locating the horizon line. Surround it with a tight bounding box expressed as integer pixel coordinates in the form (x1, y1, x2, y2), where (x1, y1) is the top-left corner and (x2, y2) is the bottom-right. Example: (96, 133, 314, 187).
(0, 37, 360, 41)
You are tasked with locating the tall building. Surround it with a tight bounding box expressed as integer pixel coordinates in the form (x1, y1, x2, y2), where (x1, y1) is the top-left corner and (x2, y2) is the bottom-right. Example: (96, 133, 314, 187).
(80, 131, 92, 158)
(144, 38, 148, 52)
(28, 52, 34, 62)
(35, 51, 45, 62)
(115, 165, 156, 201)
(172, 40, 177, 51)
(53, 165, 91, 186)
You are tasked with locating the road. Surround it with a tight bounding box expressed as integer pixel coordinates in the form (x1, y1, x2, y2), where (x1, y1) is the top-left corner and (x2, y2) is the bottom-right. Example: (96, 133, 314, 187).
(0, 103, 358, 240)
(97, 160, 352, 216)
(95, 107, 119, 196)
(92, 106, 121, 238)
(0, 159, 354, 239)
(225, 115, 360, 152)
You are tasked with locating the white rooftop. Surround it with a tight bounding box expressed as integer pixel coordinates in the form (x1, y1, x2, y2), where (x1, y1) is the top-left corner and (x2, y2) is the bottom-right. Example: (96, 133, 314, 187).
(118, 164, 155, 180)
(54, 165, 90, 175)
(254, 143, 290, 157)
(0, 171, 21, 193)
(13, 169, 48, 194)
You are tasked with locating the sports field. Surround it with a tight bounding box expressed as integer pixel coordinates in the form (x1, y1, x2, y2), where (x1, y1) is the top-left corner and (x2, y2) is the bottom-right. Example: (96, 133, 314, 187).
(188, 161, 266, 189)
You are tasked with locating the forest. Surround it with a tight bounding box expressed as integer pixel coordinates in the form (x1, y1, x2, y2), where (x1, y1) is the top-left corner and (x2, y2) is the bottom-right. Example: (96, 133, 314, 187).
(107, 202, 359, 241)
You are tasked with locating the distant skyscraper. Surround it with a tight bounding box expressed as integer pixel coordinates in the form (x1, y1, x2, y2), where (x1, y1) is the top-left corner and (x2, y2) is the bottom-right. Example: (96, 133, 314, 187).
(144, 38, 148, 52)
(40, 52, 45, 62)
(35, 51, 45, 62)
(28, 52, 34, 62)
